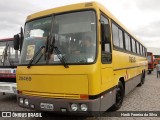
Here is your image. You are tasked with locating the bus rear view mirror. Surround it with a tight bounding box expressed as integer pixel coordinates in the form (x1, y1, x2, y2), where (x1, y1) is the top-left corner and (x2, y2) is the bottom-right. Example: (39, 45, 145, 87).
(14, 27, 24, 52)
(14, 34, 20, 50)
(101, 23, 110, 44)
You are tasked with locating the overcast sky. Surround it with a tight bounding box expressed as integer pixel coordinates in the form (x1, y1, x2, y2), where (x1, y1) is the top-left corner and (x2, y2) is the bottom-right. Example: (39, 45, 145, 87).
(0, 0, 160, 48)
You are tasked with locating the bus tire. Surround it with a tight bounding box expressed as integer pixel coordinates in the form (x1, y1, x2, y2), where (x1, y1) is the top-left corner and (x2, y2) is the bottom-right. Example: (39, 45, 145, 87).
(109, 81, 124, 111)
(142, 71, 145, 84)
(138, 73, 144, 87)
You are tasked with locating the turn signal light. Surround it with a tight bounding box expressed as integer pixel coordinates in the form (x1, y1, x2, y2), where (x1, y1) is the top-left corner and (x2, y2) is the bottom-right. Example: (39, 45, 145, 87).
(80, 94, 88, 99)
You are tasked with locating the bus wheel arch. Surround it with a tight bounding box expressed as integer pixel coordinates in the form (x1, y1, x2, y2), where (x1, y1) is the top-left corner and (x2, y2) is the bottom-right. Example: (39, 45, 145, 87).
(109, 78, 125, 111)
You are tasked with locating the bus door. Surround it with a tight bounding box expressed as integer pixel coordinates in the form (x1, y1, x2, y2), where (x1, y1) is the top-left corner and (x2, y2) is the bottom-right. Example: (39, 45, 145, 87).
(100, 14, 114, 111)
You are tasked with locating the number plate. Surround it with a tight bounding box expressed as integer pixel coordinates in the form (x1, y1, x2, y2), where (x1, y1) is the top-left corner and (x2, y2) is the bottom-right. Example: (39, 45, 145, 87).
(40, 103, 54, 110)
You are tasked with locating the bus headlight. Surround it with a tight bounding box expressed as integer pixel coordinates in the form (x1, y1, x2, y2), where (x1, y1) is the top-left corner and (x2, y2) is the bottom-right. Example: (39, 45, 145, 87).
(24, 99, 29, 106)
(19, 98, 23, 104)
(71, 104, 78, 111)
(80, 104, 88, 111)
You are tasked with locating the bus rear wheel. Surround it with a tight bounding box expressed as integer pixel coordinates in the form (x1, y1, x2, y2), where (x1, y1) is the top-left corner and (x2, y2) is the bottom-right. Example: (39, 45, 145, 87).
(138, 72, 145, 87)
(109, 81, 124, 111)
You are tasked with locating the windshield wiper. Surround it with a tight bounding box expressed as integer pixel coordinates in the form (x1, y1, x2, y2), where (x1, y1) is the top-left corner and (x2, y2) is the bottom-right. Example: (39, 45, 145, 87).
(48, 34, 69, 68)
(27, 46, 45, 68)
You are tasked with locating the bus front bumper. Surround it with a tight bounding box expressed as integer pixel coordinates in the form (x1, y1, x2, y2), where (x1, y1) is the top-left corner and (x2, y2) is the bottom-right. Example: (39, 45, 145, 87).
(17, 94, 101, 115)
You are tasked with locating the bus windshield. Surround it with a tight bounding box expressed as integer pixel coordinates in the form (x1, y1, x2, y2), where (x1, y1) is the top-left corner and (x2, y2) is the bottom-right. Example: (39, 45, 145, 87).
(21, 10, 97, 65)
(0, 40, 20, 66)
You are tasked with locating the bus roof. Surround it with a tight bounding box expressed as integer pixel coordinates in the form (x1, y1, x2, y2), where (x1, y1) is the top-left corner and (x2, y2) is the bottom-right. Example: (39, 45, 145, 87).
(0, 38, 14, 41)
(26, 1, 145, 47)
(26, 2, 99, 21)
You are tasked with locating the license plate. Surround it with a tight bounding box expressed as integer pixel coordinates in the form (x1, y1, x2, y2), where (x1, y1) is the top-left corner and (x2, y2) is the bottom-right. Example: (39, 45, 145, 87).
(40, 103, 54, 110)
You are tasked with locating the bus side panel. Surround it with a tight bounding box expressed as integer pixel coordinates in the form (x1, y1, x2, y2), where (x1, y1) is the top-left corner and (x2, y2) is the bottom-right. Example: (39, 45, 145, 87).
(125, 74, 141, 95)
(100, 87, 116, 111)
(112, 50, 129, 86)
(100, 67, 115, 111)
(112, 50, 147, 95)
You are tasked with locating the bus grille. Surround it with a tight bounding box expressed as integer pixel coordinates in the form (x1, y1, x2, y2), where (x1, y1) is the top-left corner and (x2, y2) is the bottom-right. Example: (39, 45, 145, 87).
(22, 91, 80, 99)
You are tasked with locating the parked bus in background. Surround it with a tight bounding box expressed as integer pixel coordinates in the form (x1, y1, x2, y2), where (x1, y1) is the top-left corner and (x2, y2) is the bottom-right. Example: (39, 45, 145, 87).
(147, 52, 154, 74)
(14, 2, 147, 115)
(0, 38, 20, 94)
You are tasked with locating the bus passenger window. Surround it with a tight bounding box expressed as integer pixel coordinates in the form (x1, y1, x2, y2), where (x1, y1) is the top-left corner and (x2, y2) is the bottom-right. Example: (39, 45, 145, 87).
(136, 42, 140, 55)
(124, 33, 131, 51)
(131, 38, 136, 53)
(112, 23, 124, 49)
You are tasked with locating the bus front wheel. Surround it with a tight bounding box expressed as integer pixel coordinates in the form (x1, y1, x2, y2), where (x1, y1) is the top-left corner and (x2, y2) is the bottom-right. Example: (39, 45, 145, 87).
(109, 81, 124, 111)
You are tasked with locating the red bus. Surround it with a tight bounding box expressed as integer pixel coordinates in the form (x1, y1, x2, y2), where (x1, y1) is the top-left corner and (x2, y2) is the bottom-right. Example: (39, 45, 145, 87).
(0, 38, 20, 94)
(147, 52, 154, 74)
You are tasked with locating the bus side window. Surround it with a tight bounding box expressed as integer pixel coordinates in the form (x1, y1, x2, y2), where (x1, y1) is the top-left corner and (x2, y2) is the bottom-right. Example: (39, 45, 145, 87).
(100, 14, 112, 63)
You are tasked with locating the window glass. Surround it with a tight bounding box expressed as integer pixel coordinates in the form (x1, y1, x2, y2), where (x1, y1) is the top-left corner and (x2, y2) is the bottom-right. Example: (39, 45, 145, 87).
(131, 38, 136, 53)
(124, 33, 131, 51)
(112, 23, 119, 47)
(136, 42, 140, 54)
(139, 44, 142, 55)
(112, 23, 124, 49)
(0, 40, 20, 66)
(143, 47, 145, 56)
(147, 55, 151, 62)
(119, 29, 124, 49)
(22, 11, 97, 65)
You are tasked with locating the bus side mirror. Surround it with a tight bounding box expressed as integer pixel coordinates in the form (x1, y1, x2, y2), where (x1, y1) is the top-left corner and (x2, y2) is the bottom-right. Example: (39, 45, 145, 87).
(101, 23, 110, 44)
(101, 21, 111, 54)
(20, 27, 24, 52)
(14, 34, 20, 50)
(14, 27, 24, 52)
(101, 23, 105, 43)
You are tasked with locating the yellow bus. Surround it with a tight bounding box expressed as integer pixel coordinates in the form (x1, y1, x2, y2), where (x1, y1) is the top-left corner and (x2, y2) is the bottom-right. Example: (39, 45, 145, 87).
(14, 2, 147, 115)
